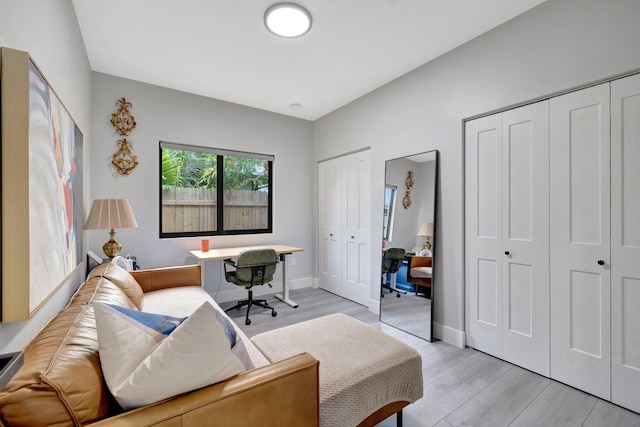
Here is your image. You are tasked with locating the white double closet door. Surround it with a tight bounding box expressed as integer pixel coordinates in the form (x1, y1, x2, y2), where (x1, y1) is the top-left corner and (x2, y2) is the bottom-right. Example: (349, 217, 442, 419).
(318, 150, 371, 306)
(466, 74, 640, 413)
(465, 100, 550, 377)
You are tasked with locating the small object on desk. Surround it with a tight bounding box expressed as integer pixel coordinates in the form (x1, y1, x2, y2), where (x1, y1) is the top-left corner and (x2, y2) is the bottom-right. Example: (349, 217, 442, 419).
(0, 351, 24, 391)
(201, 239, 209, 252)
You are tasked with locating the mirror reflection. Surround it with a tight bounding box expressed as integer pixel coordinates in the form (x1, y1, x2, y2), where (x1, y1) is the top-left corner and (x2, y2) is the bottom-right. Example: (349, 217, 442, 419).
(380, 150, 438, 341)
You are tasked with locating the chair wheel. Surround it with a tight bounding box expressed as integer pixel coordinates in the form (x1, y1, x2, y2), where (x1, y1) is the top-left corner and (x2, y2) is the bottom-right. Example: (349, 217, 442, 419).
(396, 293, 401, 298)
(245, 319, 251, 325)
(272, 311, 277, 317)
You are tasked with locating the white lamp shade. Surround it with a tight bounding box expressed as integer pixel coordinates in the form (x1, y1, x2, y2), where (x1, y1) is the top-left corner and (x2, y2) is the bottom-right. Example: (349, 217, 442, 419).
(417, 222, 434, 237)
(84, 199, 138, 230)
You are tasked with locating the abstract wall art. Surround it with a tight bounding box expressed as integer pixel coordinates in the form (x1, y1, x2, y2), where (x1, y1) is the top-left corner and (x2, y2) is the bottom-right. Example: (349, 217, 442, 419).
(1, 48, 83, 322)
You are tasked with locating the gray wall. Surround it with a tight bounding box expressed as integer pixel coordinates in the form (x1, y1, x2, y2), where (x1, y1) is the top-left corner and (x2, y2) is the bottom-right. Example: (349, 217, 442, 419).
(0, 0, 92, 353)
(89, 73, 314, 302)
(385, 158, 435, 251)
(312, 0, 640, 339)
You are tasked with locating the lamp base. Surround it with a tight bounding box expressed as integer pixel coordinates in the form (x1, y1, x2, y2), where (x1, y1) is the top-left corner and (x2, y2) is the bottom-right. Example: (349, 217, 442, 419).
(103, 229, 122, 258)
(422, 239, 432, 251)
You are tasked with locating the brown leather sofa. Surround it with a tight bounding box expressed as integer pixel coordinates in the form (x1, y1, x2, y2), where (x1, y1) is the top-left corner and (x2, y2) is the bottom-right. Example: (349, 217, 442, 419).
(0, 264, 319, 427)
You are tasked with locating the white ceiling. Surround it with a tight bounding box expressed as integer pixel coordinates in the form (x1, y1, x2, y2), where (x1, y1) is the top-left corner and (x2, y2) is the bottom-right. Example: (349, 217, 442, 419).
(72, 0, 547, 121)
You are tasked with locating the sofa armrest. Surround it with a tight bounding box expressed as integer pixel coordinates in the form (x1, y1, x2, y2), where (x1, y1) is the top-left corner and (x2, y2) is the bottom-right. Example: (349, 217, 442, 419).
(407, 256, 432, 287)
(88, 353, 319, 427)
(131, 265, 201, 293)
(409, 256, 432, 268)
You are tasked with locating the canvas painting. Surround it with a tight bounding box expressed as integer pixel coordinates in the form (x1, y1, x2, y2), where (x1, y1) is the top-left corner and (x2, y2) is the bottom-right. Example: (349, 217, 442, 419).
(27, 60, 83, 312)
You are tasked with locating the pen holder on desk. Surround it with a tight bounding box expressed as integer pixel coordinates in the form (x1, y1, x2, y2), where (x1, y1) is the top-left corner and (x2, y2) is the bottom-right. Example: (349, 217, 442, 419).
(201, 239, 209, 252)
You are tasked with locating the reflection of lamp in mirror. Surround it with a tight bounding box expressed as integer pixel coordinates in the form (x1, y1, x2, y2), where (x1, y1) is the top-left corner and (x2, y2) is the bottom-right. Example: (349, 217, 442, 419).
(418, 222, 434, 250)
(84, 199, 138, 258)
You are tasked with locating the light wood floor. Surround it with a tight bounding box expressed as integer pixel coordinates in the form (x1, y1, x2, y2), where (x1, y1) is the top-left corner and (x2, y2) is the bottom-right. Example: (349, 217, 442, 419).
(221, 288, 640, 427)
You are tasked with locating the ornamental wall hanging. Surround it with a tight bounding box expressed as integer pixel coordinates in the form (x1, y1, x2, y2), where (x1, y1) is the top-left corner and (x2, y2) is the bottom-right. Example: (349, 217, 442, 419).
(403, 170, 413, 209)
(110, 97, 139, 175)
(402, 190, 412, 209)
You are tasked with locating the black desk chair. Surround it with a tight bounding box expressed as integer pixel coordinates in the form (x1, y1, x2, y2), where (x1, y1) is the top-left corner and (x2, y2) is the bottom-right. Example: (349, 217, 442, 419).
(381, 247, 406, 298)
(224, 249, 278, 325)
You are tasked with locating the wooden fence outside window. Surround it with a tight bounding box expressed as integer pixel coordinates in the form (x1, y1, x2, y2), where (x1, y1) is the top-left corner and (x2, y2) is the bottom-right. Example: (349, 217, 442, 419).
(162, 187, 268, 233)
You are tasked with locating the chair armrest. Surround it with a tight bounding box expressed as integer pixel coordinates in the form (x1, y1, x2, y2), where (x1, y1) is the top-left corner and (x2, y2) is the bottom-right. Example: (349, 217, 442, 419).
(223, 258, 236, 267)
(131, 265, 201, 293)
(88, 353, 319, 427)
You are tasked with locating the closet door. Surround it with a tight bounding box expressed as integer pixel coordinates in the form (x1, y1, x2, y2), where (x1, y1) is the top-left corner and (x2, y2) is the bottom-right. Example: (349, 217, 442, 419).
(341, 150, 371, 306)
(466, 102, 550, 375)
(501, 102, 550, 376)
(318, 158, 342, 294)
(611, 74, 640, 413)
(550, 83, 611, 400)
(465, 112, 503, 358)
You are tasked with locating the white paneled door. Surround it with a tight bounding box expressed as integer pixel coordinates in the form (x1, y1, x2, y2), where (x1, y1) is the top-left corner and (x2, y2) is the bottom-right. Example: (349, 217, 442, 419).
(550, 83, 611, 400)
(466, 112, 503, 358)
(318, 158, 342, 295)
(611, 74, 640, 413)
(318, 150, 371, 306)
(341, 151, 371, 306)
(465, 101, 549, 376)
(501, 102, 550, 376)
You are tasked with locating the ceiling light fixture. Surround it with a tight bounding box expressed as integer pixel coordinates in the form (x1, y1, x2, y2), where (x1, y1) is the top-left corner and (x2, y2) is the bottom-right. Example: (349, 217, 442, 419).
(264, 3, 312, 38)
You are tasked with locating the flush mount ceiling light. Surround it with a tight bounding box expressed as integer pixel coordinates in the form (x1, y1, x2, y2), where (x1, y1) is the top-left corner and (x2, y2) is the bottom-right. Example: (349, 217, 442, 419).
(264, 3, 312, 38)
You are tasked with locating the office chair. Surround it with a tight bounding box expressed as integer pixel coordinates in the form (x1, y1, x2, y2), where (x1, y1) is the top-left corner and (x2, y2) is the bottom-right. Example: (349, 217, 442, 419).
(381, 247, 406, 298)
(223, 248, 278, 325)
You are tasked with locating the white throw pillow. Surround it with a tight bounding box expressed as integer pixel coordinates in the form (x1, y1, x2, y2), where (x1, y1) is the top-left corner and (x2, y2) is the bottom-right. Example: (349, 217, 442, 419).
(94, 301, 245, 410)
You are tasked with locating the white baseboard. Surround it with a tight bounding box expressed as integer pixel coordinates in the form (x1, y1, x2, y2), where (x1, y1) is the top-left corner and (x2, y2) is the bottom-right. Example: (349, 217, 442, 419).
(433, 322, 465, 348)
(289, 277, 316, 290)
(369, 298, 380, 314)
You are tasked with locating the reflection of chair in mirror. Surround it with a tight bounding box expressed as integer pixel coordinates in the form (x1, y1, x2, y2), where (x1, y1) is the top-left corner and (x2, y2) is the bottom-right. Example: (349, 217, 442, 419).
(407, 255, 432, 298)
(381, 247, 406, 298)
(223, 249, 278, 325)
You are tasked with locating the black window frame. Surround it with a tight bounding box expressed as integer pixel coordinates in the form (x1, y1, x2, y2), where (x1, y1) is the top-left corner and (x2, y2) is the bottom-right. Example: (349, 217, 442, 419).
(159, 141, 273, 238)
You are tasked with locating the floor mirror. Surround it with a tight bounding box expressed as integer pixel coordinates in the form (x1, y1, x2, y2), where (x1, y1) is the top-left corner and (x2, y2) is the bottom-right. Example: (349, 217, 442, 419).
(380, 150, 438, 341)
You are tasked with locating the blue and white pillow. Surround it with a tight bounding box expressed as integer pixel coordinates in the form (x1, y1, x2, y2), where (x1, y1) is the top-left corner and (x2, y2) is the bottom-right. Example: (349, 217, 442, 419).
(94, 301, 246, 410)
(212, 308, 255, 371)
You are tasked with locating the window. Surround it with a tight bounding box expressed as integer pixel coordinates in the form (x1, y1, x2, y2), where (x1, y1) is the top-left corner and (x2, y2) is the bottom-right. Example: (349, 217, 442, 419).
(160, 142, 273, 238)
(383, 185, 397, 242)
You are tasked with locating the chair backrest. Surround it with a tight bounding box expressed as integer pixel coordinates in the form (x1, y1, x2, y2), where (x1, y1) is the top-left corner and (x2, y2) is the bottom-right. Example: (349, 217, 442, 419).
(382, 248, 405, 274)
(234, 249, 278, 285)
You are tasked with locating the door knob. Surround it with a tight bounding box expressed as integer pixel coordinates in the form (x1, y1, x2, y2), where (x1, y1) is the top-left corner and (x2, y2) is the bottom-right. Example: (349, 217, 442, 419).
(597, 260, 605, 266)
(504, 251, 510, 256)
(351, 236, 355, 239)
(329, 233, 333, 237)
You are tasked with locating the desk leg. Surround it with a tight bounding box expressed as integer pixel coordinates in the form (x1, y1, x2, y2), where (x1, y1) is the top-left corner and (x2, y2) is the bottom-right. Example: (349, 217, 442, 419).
(274, 253, 299, 308)
(199, 260, 206, 289)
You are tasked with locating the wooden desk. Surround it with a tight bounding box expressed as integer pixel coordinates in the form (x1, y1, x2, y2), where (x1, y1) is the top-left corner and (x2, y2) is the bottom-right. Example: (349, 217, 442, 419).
(190, 244, 304, 308)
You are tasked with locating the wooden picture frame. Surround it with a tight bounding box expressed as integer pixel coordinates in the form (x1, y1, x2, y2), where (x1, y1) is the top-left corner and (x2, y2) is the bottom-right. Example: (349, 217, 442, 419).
(1, 48, 83, 322)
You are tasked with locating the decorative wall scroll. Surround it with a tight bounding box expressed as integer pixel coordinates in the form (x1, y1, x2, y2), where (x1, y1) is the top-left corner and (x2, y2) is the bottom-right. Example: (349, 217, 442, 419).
(402, 190, 412, 209)
(1, 48, 83, 322)
(405, 170, 414, 189)
(110, 98, 139, 175)
(403, 170, 413, 209)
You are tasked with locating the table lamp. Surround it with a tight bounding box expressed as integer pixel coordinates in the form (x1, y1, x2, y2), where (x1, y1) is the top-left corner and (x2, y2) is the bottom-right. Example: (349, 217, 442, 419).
(417, 222, 434, 250)
(84, 199, 138, 258)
